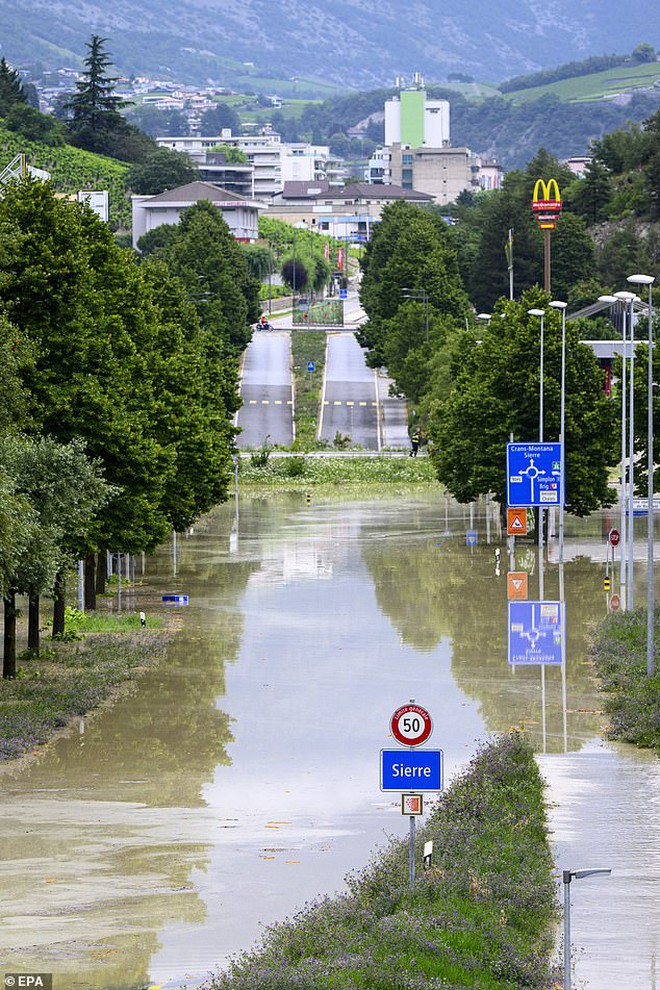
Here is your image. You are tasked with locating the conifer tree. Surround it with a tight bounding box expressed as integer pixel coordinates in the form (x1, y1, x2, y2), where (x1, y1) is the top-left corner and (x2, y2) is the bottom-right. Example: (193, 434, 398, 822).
(0, 57, 27, 115)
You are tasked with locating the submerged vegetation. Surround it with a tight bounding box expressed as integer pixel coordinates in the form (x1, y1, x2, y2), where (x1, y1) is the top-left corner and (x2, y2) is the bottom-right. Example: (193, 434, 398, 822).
(590, 610, 660, 748)
(205, 734, 557, 990)
(0, 625, 170, 761)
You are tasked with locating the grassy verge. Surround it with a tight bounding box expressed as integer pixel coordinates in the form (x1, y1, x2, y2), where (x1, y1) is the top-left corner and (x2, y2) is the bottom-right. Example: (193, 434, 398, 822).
(589, 609, 660, 748)
(0, 617, 171, 762)
(290, 329, 328, 448)
(205, 734, 557, 990)
(239, 454, 437, 490)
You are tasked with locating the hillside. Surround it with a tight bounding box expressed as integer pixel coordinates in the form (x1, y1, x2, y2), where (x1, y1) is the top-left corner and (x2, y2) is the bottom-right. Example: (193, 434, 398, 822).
(0, 133, 130, 228)
(2, 0, 659, 89)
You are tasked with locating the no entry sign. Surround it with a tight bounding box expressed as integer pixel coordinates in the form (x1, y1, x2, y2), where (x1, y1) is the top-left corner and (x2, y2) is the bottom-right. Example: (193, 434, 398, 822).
(390, 704, 433, 747)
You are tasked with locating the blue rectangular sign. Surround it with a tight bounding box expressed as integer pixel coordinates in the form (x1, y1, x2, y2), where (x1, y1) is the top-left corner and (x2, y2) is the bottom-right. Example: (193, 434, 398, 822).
(380, 749, 443, 792)
(507, 442, 563, 508)
(162, 594, 189, 605)
(508, 600, 563, 666)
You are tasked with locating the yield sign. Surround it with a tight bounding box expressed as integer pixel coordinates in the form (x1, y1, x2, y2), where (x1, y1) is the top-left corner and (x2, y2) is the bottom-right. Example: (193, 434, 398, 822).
(507, 507, 528, 536)
(507, 572, 529, 601)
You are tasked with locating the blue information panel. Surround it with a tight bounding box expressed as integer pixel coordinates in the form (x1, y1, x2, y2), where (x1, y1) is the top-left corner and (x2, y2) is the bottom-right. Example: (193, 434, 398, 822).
(380, 749, 443, 792)
(508, 600, 563, 666)
(466, 529, 478, 546)
(507, 442, 563, 507)
(162, 594, 189, 606)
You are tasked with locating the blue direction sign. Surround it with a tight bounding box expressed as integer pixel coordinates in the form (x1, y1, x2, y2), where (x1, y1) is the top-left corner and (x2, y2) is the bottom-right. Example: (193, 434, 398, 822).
(380, 749, 443, 792)
(507, 442, 563, 508)
(466, 529, 478, 546)
(162, 594, 189, 606)
(339, 288, 348, 300)
(508, 600, 563, 666)
(307, 361, 315, 372)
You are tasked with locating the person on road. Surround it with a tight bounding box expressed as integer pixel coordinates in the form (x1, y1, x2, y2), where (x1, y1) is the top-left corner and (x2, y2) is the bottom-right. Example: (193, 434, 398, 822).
(258, 315, 272, 331)
(410, 429, 421, 457)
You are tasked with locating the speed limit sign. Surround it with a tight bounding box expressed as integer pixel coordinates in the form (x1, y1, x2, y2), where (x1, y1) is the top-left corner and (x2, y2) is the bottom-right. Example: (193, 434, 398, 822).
(390, 704, 433, 747)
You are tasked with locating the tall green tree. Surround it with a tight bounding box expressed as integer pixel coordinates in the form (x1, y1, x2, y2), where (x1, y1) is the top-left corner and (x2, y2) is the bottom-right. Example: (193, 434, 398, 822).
(427, 289, 617, 515)
(357, 200, 469, 371)
(0, 57, 27, 115)
(65, 35, 153, 161)
(126, 147, 198, 195)
(0, 180, 173, 560)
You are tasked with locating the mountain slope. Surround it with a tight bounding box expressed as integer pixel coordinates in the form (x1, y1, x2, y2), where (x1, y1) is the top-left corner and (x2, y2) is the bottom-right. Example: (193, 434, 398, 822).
(1, 0, 658, 88)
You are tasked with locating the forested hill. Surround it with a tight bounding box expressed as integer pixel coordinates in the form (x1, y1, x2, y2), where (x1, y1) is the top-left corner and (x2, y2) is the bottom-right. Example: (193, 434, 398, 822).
(1, 0, 657, 88)
(285, 87, 660, 170)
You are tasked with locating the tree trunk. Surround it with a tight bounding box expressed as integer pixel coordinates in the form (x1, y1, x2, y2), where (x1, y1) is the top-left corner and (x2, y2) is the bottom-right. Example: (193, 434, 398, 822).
(28, 594, 40, 655)
(52, 570, 66, 638)
(96, 551, 107, 595)
(84, 552, 96, 610)
(3, 590, 17, 679)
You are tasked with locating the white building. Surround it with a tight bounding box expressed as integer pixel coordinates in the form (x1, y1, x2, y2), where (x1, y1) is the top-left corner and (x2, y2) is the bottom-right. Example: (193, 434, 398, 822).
(155, 131, 346, 201)
(131, 181, 263, 248)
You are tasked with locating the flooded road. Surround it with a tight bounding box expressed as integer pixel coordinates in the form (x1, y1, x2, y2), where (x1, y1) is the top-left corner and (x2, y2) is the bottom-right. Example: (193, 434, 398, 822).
(0, 491, 658, 989)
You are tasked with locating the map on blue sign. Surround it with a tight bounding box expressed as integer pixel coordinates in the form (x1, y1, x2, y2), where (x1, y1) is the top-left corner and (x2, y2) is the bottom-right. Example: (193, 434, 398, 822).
(508, 600, 563, 666)
(507, 442, 563, 507)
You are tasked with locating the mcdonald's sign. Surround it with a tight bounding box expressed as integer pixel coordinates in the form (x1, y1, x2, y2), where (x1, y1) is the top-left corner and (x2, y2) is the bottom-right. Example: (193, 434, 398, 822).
(532, 178, 562, 212)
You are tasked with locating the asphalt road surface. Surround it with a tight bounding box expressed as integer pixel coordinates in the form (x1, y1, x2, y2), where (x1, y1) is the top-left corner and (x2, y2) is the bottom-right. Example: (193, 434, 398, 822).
(319, 333, 380, 450)
(236, 330, 293, 448)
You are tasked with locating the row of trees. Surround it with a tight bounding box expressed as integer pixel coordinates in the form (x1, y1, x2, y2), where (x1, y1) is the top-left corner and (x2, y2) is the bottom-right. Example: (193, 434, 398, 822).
(0, 181, 259, 676)
(357, 187, 656, 518)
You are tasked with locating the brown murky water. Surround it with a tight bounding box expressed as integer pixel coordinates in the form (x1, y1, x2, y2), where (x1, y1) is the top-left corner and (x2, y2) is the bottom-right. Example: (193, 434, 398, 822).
(0, 492, 658, 989)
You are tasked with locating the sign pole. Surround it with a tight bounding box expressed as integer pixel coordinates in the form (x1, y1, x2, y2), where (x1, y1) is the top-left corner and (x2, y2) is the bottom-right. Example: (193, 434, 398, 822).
(409, 814, 416, 890)
(544, 228, 551, 293)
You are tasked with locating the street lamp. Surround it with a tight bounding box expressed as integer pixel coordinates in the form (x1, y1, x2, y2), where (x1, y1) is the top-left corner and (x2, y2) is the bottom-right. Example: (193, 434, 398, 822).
(401, 287, 429, 343)
(600, 293, 629, 606)
(528, 308, 546, 441)
(528, 307, 546, 554)
(615, 290, 638, 608)
(562, 867, 612, 990)
(627, 273, 656, 675)
(550, 300, 567, 562)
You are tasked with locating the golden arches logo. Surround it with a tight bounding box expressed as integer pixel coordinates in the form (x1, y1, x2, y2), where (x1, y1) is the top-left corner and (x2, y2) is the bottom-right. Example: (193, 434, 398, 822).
(532, 178, 562, 211)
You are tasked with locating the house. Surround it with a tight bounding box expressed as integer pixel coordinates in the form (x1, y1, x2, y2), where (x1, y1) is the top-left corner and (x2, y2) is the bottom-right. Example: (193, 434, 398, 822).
(131, 181, 264, 248)
(266, 181, 434, 240)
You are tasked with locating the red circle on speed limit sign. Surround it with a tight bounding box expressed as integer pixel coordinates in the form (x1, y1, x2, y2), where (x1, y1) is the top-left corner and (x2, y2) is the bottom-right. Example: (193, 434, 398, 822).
(390, 704, 433, 747)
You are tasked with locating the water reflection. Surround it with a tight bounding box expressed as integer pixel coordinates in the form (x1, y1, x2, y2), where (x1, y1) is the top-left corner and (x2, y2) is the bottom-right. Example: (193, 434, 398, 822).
(0, 491, 656, 990)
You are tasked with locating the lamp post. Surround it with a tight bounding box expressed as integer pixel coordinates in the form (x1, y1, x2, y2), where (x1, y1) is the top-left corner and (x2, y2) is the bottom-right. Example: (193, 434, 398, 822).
(401, 287, 429, 343)
(562, 867, 612, 990)
(600, 293, 628, 606)
(528, 308, 546, 553)
(615, 290, 638, 607)
(550, 300, 567, 562)
(627, 273, 656, 675)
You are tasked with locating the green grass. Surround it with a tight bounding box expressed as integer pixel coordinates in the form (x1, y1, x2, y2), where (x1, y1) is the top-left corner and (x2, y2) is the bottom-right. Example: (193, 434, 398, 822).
(63, 606, 166, 635)
(589, 608, 660, 748)
(0, 628, 171, 761)
(239, 454, 438, 490)
(290, 329, 328, 449)
(504, 61, 660, 103)
(204, 734, 558, 990)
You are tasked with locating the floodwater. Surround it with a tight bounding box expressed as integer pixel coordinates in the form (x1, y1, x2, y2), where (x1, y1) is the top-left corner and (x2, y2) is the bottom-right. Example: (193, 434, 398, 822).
(0, 491, 658, 990)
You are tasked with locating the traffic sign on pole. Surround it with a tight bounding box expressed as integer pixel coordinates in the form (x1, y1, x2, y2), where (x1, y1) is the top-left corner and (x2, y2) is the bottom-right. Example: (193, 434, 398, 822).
(507, 507, 528, 535)
(390, 704, 433, 747)
(507, 572, 529, 601)
(507, 443, 563, 507)
(508, 600, 563, 665)
(380, 749, 443, 792)
(608, 528, 620, 547)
